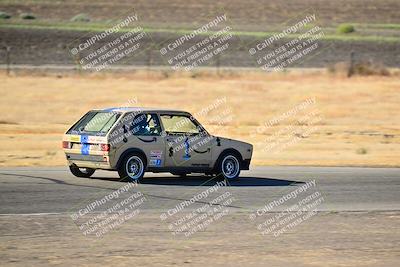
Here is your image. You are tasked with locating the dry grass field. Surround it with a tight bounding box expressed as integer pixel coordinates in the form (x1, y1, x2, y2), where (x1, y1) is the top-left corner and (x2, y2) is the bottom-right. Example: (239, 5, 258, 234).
(0, 70, 399, 167)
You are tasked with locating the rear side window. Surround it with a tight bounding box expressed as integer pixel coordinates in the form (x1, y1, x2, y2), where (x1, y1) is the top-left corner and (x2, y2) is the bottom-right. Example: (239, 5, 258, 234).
(130, 113, 162, 136)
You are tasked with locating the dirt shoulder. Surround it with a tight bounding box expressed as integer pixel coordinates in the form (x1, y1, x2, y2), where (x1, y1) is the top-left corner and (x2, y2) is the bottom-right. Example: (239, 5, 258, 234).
(0, 211, 398, 266)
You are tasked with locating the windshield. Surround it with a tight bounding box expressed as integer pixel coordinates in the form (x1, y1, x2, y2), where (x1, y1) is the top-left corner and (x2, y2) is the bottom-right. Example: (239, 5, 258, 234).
(67, 111, 121, 136)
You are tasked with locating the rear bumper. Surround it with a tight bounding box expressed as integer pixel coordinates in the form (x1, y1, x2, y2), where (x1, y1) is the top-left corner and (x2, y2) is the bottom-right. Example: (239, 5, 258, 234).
(65, 153, 113, 170)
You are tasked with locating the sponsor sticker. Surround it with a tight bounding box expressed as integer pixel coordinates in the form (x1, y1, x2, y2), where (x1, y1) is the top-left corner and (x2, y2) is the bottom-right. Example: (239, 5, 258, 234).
(81, 143, 90, 155)
(70, 135, 80, 142)
(149, 150, 163, 166)
(150, 150, 163, 158)
(80, 135, 89, 143)
(149, 159, 162, 166)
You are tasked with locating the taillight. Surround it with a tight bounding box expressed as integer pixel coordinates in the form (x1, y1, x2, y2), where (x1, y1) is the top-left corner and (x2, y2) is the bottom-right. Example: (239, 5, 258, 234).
(62, 141, 70, 149)
(100, 144, 110, 151)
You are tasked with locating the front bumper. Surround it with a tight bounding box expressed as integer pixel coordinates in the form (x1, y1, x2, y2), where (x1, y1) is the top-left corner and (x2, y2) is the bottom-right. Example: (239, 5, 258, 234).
(241, 158, 251, 170)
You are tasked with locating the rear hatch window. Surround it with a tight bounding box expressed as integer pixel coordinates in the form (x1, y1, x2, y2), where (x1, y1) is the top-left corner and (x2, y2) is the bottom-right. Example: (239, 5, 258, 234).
(67, 111, 121, 136)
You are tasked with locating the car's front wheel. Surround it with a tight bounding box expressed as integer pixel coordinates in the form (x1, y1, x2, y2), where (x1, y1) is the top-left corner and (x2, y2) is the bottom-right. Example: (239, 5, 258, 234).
(69, 165, 95, 178)
(218, 153, 241, 180)
(118, 153, 146, 182)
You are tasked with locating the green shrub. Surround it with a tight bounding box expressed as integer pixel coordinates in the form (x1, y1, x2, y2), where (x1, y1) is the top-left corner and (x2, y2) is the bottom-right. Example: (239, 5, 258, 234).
(356, 148, 368, 155)
(20, 13, 36, 19)
(71, 13, 90, 22)
(328, 61, 390, 76)
(337, 24, 355, 34)
(0, 11, 11, 19)
(353, 61, 390, 76)
(161, 70, 170, 79)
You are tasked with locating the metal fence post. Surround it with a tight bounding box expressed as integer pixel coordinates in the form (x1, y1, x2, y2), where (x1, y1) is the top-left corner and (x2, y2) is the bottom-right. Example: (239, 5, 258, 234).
(347, 51, 355, 78)
(4, 46, 11, 75)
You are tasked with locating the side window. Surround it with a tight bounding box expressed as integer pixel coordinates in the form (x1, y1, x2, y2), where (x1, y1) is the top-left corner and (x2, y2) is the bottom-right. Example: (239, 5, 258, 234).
(160, 115, 200, 134)
(131, 113, 162, 136)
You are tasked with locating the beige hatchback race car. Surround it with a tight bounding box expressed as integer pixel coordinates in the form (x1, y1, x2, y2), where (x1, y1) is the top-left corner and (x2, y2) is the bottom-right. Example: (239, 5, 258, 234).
(62, 107, 253, 181)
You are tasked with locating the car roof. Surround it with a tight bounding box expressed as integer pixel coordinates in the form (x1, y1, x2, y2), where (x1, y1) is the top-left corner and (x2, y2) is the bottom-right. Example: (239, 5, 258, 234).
(96, 107, 191, 114)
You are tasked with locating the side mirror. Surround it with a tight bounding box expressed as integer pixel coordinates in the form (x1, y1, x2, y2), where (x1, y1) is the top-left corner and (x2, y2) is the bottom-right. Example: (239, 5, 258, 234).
(197, 125, 208, 136)
(216, 137, 221, 146)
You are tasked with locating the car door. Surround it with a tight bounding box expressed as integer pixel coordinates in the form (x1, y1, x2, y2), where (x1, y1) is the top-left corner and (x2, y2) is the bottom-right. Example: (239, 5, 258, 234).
(160, 114, 213, 168)
(110, 112, 166, 168)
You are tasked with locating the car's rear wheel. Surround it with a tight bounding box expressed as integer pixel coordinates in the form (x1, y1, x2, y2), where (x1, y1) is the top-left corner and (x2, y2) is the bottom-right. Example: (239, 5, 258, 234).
(69, 165, 95, 178)
(218, 153, 241, 180)
(118, 153, 146, 182)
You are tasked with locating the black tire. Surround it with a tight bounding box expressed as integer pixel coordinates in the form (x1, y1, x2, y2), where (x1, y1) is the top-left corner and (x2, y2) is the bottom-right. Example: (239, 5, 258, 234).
(69, 165, 95, 178)
(170, 172, 187, 177)
(217, 153, 241, 180)
(118, 153, 146, 182)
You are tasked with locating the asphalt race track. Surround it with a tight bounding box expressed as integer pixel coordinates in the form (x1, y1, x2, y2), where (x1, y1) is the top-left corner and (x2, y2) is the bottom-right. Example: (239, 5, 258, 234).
(1, 166, 399, 214)
(1, 166, 399, 266)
